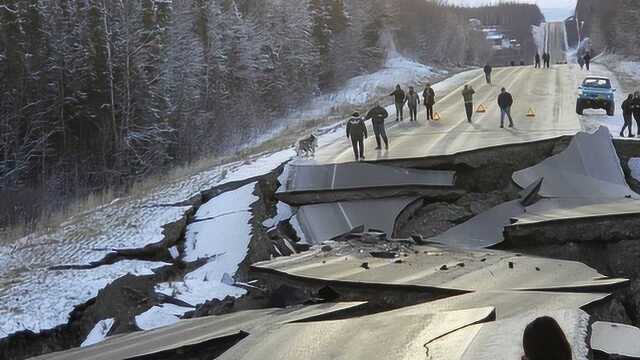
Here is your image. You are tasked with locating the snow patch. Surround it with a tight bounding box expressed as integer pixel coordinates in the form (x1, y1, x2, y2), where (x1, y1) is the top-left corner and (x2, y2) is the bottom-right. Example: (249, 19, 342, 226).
(532, 24, 546, 55)
(156, 183, 257, 307)
(135, 304, 193, 331)
(81, 318, 114, 347)
(262, 202, 294, 229)
(0, 260, 168, 337)
(288, 55, 447, 122)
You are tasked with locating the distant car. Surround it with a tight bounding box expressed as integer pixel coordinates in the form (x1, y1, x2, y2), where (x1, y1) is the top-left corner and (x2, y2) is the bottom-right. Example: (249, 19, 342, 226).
(576, 76, 616, 116)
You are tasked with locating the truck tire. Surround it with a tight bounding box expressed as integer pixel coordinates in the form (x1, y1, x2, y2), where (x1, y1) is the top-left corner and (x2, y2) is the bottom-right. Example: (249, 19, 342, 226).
(607, 103, 615, 116)
(576, 100, 583, 115)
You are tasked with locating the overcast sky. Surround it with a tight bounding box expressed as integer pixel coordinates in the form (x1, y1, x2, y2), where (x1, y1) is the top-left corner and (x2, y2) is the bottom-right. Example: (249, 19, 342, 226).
(447, 0, 577, 9)
(446, 0, 577, 21)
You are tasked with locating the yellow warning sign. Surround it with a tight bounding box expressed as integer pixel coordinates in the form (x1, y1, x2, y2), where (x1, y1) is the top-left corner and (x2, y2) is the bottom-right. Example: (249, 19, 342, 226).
(527, 107, 536, 117)
(476, 104, 487, 113)
(433, 112, 441, 121)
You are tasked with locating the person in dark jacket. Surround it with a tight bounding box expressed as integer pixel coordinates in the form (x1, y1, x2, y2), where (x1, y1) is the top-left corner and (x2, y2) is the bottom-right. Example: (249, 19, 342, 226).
(365, 102, 389, 150)
(423, 83, 436, 121)
(462, 85, 475, 123)
(534, 53, 541, 68)
(483, 64, 492, 84)
(543, 52, 550, 68)
(632, 91, 640, 132)
(583, 53, 591, 71)
(621, 94, 635, 138)
(390, 85, 406, 121)
(405, 86, 420, 122)
(346, 112, 368, 161)
(497, 87, 514, 128)
(578, 55, 585, 70)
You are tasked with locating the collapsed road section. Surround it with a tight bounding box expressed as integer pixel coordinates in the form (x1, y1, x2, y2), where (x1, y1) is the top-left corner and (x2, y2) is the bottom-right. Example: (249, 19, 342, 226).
(17, 127, 640, 360)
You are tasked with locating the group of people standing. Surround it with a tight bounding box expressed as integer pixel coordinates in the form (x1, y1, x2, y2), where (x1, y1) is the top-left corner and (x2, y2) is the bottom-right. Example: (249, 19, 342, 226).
(389, 84, 437, 122)
(534, 53, 552, 68)
(577, 52, 592, 71)
(346, 78, 519, 161)
(620, 92, 640, 138)
(346, 83, 437, 161)
(461, 83, 515, 128)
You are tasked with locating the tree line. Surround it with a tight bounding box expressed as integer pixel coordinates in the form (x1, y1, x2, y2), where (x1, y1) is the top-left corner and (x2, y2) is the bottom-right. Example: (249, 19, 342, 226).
(0, 0, 544, 229)
(576, 0, 640, 56)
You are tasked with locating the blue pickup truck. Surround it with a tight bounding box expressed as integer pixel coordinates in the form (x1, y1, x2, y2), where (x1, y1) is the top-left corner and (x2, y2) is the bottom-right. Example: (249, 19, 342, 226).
(576, 76, 616, 116)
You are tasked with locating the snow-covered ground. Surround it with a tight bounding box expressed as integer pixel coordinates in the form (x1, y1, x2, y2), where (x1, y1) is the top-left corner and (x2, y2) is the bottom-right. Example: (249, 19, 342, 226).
(0, 152, 294, 337)
(154, 183, 258, 315)
(0, 260, 168, 337)
(135, 304, 194, 331)
(0, 53, 454, 339)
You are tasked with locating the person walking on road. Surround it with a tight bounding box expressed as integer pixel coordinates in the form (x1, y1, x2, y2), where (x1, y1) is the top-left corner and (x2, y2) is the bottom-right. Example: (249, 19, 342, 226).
(534, 53, 541, 68)
(583, 52, 591, 71)
(365, 102, 390, 150)
(632, 91, 640, 133)
(497, 87, 514, 128)
(543, 52, 551, 68)
(346, 112, 368, 161)
(578, 55, 585, 70)
(423, 83, 436, 121)
(390, 85, 406, 122)
(405, 87, 420, 122)
(483, 63, 493, 84)
(462, 85, 475, 123)
(621, 94, 635, 138)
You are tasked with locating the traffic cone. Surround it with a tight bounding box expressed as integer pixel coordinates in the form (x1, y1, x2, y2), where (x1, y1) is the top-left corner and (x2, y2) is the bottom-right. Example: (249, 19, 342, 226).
(527, 107, 536, 117)
(433, 112, 441, 121)
(476, 104, 487, 113)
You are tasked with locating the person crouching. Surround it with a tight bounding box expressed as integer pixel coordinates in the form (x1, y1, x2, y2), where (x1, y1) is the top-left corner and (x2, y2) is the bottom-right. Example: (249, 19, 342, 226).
(346, 112, 368, 161)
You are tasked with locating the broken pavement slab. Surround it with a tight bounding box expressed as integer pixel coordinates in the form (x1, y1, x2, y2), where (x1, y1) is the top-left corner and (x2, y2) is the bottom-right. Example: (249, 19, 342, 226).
(425, 309, 591, 360)
(217, 306, 496, 360)
(251, 243, 628, 293)
(428, 200, 525, 249)
(277, 161, 458, 205)
(293, 197, 419, 244)
(513, 127, 636, 199)
(506, 127, 640, 245)
(28, 302, 366, 360)
(505, 197, 640, 246)
(591, 321, 640, 358)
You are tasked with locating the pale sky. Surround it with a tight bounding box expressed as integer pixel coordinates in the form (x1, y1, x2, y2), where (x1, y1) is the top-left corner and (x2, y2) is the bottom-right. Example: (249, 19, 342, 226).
(447, 0, 577, 21)
(447, 0, 576, 9)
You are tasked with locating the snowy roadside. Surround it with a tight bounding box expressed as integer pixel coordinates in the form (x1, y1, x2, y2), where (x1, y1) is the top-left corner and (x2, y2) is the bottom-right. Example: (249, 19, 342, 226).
(0, 54, 466, 340)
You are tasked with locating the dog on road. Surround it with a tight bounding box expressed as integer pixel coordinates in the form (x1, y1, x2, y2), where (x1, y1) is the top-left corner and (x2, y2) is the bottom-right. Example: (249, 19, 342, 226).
(296, 134, 317, 158)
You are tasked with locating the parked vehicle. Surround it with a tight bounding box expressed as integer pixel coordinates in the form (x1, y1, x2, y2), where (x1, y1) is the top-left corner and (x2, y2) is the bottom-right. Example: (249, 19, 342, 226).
(576, 76, 616, 116)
